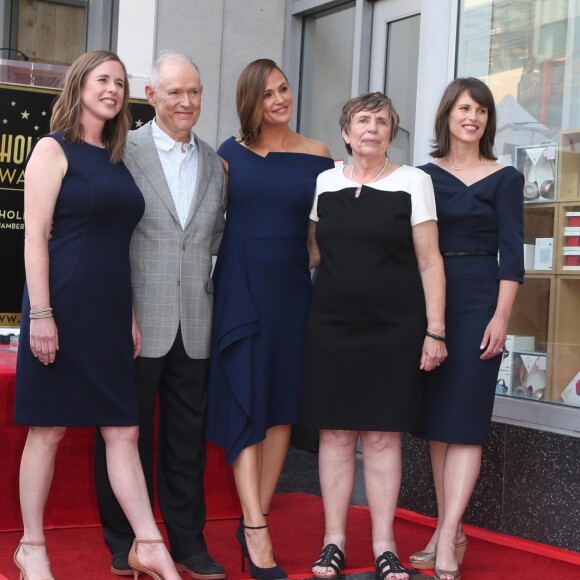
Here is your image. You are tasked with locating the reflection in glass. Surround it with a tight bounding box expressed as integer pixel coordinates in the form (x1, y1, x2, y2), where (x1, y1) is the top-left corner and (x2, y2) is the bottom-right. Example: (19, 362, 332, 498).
(299, 3, 355, 160)
(384, 14, 420, 166)
(457, 0, 578, 160)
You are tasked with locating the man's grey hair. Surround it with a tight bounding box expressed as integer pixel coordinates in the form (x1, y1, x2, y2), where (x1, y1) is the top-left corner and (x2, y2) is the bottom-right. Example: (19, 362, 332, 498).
(149, 50, 201, 88)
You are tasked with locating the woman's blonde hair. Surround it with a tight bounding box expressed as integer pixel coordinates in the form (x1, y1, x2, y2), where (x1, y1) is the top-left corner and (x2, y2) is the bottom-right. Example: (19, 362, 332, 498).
(236, 58, 288, 146)
(50, 50, 131, 163)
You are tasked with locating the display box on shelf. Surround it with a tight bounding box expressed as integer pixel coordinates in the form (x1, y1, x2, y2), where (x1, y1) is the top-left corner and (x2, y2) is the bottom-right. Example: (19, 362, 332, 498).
(563, 233, 580, 247)
(565, 211, 580, 227)
(534, 237, 553, 270)
(511, 350, 547, 400)
(561, 369, 580, 407)
(563, 246, 580, 269)
(500, 335, 535, 372)
(516, 143, 558, 203)
(495, 368, 511, 394)
(523, 244, 536, 270)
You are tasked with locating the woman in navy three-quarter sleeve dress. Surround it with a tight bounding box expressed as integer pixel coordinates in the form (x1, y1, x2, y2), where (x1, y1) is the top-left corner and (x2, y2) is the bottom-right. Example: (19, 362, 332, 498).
(410, 78, 523, 580)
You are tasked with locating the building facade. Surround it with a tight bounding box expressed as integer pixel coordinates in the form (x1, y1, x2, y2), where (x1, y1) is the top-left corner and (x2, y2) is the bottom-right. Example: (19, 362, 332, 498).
(1, 0, 579, 552)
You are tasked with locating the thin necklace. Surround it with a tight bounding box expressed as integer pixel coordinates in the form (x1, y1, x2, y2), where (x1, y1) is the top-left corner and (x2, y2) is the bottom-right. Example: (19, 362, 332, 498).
(445, 157, 480, 171)
(350, 157, 389, 183)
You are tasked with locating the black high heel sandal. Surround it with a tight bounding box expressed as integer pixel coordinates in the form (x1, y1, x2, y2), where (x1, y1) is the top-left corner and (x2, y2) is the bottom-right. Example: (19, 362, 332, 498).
(236, 519, 287, 580)
(312, 543, 346, 579)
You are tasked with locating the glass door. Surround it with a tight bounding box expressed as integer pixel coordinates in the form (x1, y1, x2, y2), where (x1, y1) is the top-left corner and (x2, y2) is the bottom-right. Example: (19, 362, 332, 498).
(370, 0, 421, 165)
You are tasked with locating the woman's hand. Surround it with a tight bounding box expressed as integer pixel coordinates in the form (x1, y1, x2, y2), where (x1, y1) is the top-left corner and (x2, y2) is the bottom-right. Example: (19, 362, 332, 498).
(132, 310, 142, 359)
(480, 280, 519, 360)
(30, 318, 59, 365)
(307, 220, 321, 269)
(479, 315, 508, 360)
(420, 336, 448, 371)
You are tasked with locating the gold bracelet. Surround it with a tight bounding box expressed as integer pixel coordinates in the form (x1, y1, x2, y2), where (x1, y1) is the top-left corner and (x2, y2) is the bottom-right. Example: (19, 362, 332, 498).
(30, 307, 53, 319)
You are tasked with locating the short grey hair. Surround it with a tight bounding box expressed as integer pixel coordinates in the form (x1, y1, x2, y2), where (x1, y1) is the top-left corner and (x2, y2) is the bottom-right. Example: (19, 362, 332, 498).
(339, 92, 399, 155)
(149, 50, 201, 88)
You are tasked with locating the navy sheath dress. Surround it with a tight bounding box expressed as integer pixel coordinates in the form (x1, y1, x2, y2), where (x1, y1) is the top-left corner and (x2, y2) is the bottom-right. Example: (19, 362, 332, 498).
(301, 165, 437, 433)
(205, 137, 333, 464)
(418, 163, 524, 444)
(14, 133, 145, 427)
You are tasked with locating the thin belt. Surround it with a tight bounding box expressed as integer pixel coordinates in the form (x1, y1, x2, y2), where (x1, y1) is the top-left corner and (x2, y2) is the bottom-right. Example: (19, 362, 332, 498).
(441, 251, 497, 257)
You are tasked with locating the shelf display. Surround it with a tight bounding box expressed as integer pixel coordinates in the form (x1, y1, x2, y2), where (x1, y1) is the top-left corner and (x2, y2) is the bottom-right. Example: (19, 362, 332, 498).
(516, 143, 558, 203)
(500, 134, 580, 405)
(562, 209, 580, 270)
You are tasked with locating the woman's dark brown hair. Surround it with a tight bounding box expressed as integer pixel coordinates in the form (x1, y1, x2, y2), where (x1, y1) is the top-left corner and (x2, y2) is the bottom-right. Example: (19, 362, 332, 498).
(236, 58, 288, 146)
(50, 50, 131, 164)
(430, 77, 497, 160)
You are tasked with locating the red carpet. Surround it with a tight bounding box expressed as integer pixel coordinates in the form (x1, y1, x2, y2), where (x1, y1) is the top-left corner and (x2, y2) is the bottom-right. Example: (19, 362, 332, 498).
(0, 351, 240, 531)
(1, 493, 579, 580)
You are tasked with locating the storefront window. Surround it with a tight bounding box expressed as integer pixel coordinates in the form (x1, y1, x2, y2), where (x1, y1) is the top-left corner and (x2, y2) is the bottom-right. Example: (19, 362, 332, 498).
(298, 3, 355, 160)
(457, 0, 580, 409)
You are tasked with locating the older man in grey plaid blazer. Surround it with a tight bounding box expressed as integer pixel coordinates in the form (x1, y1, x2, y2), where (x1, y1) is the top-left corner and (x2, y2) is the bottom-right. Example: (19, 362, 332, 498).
(94, 51, 226, 578)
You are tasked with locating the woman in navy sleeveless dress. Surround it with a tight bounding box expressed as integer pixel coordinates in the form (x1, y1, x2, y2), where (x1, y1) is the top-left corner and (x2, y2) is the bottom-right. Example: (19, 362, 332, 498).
(13, 51, 181, 580)
(410, 79, 523, 580)
(206, 60, 332, 579)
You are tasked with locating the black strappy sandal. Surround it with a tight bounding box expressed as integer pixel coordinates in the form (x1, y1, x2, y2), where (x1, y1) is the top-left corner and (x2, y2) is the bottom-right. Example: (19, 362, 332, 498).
(312, 543, 346, 579)
(375, 551, 410, 580)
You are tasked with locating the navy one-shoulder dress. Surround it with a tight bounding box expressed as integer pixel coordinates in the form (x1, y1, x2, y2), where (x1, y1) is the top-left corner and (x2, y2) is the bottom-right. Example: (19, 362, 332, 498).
(418, 163, 524, 444)
(205, 137, 333, 463)
(14, 133, 145, 427)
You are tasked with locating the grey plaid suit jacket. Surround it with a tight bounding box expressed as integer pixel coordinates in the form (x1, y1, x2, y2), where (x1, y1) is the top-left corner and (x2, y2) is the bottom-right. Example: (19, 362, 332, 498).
(124, 122, 225, 359)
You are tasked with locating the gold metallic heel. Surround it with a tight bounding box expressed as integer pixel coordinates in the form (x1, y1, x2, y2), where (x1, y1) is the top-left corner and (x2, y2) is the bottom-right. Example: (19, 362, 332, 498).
(128, 538, 167, 580)
(13, 539, 52, 580)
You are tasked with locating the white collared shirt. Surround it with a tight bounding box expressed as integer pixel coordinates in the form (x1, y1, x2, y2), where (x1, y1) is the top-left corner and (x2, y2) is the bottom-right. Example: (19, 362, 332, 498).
(151, 119, 199, 228)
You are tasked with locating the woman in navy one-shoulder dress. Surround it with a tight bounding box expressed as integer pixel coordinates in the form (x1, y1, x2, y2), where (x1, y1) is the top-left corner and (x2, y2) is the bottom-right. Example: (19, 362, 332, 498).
(410, 78, 524, 580)
(13, 51, 181, 580)
(205, 59, 332, 579)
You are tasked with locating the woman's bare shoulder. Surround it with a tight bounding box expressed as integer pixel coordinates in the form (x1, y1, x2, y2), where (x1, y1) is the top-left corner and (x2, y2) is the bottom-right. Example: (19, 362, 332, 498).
(294, 134, 332, 158)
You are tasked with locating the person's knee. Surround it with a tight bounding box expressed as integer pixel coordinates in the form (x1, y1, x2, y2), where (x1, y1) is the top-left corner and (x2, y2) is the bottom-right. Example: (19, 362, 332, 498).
(100, 425, 140, 447)
(30, 425, 67, 449)
(360, 430, 400, 452)
(319, 429, 358, 450)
